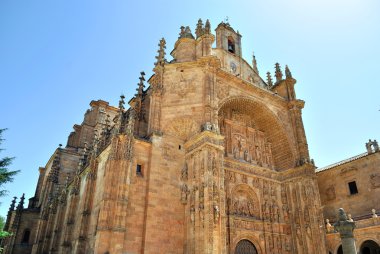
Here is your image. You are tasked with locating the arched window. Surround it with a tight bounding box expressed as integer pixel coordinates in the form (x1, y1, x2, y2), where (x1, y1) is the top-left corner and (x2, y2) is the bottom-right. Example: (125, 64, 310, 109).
(228, 36, 235, 54)
(22, 229, 30, 243)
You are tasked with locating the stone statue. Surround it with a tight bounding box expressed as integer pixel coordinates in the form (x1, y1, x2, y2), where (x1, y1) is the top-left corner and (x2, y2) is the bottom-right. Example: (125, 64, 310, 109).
(333, 208, 357, 254)
(180, 184, 188, 204)
(214, 205, 220, 223)
(374, 140, 379, 152)
(181, 164, 188, 181)
(372, 209, 378, 218)
(326, 219, 333, 233)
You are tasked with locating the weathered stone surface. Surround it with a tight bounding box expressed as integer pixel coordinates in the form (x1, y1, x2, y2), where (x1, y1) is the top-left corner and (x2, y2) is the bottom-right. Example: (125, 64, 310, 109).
(3, 19, 379, 254)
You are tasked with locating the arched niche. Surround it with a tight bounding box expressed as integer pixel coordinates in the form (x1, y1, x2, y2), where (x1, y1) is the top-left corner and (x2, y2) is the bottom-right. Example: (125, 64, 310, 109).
(229, 184, 261, 219)
(218, 97, 296, 171)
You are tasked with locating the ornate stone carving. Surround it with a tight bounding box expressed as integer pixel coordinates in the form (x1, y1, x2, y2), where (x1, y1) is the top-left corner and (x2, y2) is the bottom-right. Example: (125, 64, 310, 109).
(181, 163, 188, 181)
(221, 117, 274, 169)
(167, 73, 196, 97)
(180, 184, 189, 204)
(165, 117, 199, 141)
(230, 186, 260, 219)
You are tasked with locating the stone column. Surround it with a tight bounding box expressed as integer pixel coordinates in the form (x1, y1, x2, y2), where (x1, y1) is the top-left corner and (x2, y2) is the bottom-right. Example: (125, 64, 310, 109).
(334, 208, 357, 254)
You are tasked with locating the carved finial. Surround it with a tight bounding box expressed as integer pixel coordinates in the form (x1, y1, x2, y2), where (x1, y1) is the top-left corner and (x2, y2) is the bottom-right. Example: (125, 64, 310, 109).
(179, 26, 185, 37)
(195, 18, 204, 38)
(119, 94, 125, 112)
(275, 63, 283, 83)
(266, 72, 273, 88)
(285, 65, 292, 79)
(155, 38, 166, 67)
(373, 140, 379, 152)
(136, 71, 146, 97)
(252, 52, 258, 73)
(205, 19, 211, 34)
(9, 196, 17, 211)
(179, 26, 194, 39)
(16, 193, 25, 211)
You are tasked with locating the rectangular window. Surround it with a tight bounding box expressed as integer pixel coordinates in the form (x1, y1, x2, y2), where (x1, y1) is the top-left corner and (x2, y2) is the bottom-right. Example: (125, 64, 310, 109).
(348, 181, 358, 195)
(136, 164, 142, 176)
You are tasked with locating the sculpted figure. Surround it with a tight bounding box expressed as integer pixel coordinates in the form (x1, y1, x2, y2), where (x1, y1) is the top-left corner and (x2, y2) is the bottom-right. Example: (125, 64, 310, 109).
(180, 184, 188, 204)
(214, 205, 220, 223)
(372, 209, 378, 218)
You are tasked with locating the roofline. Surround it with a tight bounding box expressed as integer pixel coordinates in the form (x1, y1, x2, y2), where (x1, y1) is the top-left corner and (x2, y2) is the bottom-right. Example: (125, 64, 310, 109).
(316, 152, 370, 173)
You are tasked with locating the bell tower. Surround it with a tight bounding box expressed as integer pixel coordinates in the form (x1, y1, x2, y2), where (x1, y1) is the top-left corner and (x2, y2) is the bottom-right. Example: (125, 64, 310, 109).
(215, 21, 242, 57)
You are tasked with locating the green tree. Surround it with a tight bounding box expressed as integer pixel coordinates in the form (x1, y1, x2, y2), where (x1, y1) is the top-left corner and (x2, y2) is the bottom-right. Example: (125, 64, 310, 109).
(0, 128, 19, 198)
(0, 215, 11, 238)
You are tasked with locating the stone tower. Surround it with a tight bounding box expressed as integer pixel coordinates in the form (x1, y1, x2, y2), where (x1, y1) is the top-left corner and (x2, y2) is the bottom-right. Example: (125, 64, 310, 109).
(2, 19, 326, 254)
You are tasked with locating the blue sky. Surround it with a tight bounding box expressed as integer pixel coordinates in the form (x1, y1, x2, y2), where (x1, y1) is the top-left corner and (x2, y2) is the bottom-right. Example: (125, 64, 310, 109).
(0, 0, 379, 216)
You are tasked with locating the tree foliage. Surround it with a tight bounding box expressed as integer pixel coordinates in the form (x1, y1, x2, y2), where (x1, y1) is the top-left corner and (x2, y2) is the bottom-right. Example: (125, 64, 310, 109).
(0, 129, 19, 198)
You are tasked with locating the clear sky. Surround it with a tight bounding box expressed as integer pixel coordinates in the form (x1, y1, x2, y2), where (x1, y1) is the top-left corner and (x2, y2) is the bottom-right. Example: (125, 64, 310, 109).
(0, 0, 379, 217)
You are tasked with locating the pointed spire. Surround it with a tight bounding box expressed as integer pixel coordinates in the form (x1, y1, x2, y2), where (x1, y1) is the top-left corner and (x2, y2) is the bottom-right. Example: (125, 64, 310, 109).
(9, 196, 17, 211)
(266, 72, 273, 88)
(285, 65, 292, 79)
(252, 52, 258, 73)
(195, 18, 204, 38)
(119, 94, 125, 112)
(4, 196, 17, 230)
(114, 94, 126, 135)
(136, 71, 146, 97)
(274, 63, 283, 83)
(205, 19, 211, 34)
(154, 38, 166, 67)
(16, 193, 25, 211)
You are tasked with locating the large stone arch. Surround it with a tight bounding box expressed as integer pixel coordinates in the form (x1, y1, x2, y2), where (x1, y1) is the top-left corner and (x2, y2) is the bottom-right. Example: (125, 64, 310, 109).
(359, 239, 380, 254)
(218, 96, 296, 170)
(229, 184, 261, 219)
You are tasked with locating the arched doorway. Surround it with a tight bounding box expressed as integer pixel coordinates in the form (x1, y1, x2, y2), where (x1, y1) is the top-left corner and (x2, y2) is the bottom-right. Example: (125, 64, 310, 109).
(235, 239, 258, 254)
(337, 245, 343, 254)
(360, 240, 380, 254)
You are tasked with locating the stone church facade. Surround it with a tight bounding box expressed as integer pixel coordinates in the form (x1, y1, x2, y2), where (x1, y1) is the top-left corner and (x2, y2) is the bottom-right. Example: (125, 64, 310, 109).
(1, 20, 378, 254)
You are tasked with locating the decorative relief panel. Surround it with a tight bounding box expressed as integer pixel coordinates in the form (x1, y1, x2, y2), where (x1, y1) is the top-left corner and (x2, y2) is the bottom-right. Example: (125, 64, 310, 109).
(166, 73, 196, 97)
(220, 116, 274, 169)
(165, 117, 199, 141)
(229, 186, 260, 219)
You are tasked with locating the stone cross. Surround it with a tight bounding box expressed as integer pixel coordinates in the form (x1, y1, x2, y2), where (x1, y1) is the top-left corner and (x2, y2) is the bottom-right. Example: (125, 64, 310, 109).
(334, 208, 357, 254)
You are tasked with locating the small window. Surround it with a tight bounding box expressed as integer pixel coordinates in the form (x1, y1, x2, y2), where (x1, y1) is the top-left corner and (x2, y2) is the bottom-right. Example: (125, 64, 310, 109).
(179, 145, 181, 150)
(22, 229, 30, 243)
(228, 37, 235, 54)
(348, 181, 358, 195)
(136, 164, 142, 176)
